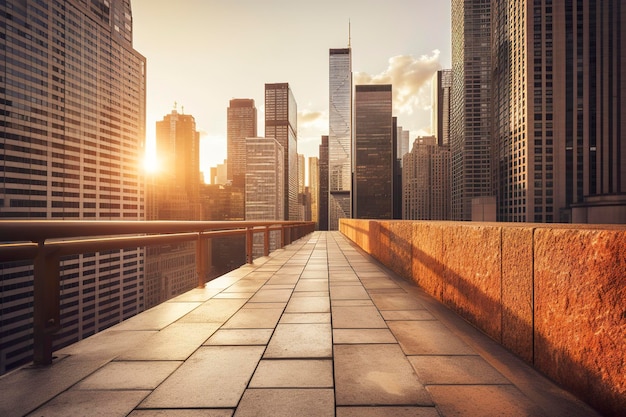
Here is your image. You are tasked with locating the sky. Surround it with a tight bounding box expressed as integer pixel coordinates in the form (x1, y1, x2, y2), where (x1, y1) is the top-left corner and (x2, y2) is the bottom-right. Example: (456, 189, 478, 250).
(131, 0, 451, 182)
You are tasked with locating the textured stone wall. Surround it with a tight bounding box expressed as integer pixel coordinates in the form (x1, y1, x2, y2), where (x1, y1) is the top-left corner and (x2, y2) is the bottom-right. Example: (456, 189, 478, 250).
(339, 219, 626, 417)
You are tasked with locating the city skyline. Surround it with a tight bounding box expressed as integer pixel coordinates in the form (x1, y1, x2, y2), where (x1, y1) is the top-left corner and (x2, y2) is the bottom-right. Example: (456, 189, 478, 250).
(131, 0, 452, 181)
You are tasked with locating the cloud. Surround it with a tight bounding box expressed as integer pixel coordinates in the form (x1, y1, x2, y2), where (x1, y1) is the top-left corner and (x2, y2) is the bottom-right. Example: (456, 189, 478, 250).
(298, 110, 325, 125)
(354, 50, 442, 116)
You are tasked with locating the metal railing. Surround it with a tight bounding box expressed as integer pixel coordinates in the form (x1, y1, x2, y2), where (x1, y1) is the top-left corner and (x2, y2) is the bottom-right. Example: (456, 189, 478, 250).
(0, 220, 315, 367)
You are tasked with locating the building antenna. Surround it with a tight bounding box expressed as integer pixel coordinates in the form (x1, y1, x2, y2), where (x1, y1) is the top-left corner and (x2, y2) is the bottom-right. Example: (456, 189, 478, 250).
(348, 19, 351, 48)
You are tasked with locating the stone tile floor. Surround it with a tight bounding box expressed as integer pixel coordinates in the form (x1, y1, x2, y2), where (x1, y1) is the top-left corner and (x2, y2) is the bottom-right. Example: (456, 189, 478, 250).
(0, 231, 601, 417)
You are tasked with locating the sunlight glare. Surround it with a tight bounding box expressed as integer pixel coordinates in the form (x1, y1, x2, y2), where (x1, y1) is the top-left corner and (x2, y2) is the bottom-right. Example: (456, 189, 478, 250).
(143, 151, 160, 174)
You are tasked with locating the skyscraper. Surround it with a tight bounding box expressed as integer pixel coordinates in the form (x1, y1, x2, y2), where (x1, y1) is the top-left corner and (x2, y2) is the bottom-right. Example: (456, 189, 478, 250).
(492, 0, 626, 223)
(451, 0, 493, 221)
(0, 0, 145, 374)
(403, 136, 451, 220)
(318, 136, 329, 231)
(309, 156, 320, 228)
(145, 108, 202, 308)
(432, 69, 452, 147)
(328, 48, 353, 229)
(245, 137, 285, 256)
(265, 83, 298, 220)
(227, 99, 257, 187)
(354, 84, 394, 219)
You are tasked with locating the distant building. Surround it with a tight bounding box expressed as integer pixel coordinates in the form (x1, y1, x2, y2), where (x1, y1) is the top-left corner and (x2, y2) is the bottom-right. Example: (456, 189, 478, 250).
(354, 84, 394, 219)
(245, 138, 285, 256)
(432, 69, 452, 147)
(451, 0, 493, 221)
(397, 125, 410, 163)
(265, 83, 298, 220)
(329, 48, 353, 229)
(318, 136, 330, 231)
(0, 0, 145, 374)
(403, 136, 451, 220)
(309, 157, 320, 228)
(145, 108, 203, 308)
(227, 99, 257, 188)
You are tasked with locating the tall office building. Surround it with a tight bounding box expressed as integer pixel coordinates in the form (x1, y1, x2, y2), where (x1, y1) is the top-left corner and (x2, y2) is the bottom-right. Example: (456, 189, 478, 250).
(354, 84, 394, 219)
(450, 0, 493, 221)
(227, 99, 257, 187)
(328, 48, 353, 229)
(0, 0, 145, 374)
(309, 156, 320, 228)
(432, 69, 452, 147)
(318, 136, 329, 231)
(265, 83, 298, 220)
(403, 136, 451, 220)
(245, 137, 285, 256)
(145, 109, 202, 308)
(397, 126, 410, 162)
(492, 0, 626, 223)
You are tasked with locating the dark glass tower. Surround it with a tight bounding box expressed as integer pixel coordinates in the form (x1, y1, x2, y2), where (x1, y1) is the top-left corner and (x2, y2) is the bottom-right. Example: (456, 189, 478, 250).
(354, 84, 394, 219)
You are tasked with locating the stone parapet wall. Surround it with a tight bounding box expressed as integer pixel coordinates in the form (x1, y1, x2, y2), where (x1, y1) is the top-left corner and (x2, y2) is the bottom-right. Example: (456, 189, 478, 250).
(340, 219, 625, 417)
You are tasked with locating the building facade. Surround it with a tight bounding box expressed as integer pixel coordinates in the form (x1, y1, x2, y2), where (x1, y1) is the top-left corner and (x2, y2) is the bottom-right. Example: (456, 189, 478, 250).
(403, 136, 451, 220)
(354, 84, 394, 219)
(450, 0, 493, 221)
(492, 0, 626, 223)
(318, 136, 329, 231)
(227, 99, 257, 188)
(328, 48, 353, 229)
(432, 69, 452, 147)
(264, 83, 298, 220)
(0, 0, 145, 374)
(309, 156, 320, 228)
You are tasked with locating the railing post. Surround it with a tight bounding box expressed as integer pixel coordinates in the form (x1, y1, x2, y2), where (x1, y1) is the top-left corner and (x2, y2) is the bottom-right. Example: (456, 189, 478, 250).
(196, 234, 208, 288)
(246, 227, 254, 264)
(264, 226, 270, 257)
(33, 245, 60, 366)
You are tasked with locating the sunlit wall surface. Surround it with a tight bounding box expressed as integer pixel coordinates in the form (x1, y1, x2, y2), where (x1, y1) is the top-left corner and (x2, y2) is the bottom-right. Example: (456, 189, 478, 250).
(227, 99, 257, 188)
(328, 48, 352, 230)
(0, 0, 146, 374)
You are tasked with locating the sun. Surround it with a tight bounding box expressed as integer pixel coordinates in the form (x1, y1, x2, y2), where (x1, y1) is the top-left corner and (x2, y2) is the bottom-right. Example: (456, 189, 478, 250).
(143, 151, 160, 174)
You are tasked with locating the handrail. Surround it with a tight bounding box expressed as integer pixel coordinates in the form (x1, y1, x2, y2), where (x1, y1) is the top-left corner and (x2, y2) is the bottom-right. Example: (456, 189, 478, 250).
(0, 220, 315, 367)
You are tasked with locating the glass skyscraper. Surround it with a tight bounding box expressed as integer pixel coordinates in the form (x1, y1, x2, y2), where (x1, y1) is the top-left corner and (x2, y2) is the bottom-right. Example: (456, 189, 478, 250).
(328, 48, 352, 230)
(227, 99, 257, 188)
(0, 0, 146, 374)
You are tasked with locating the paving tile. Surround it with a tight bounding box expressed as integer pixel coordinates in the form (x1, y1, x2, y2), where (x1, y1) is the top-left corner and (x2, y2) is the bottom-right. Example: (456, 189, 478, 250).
(266, 275, 299, 285)
(388, 321, 475, 355)
(212, 292, 255, 299)
(427, 385, 548, 417)
(333, 329, 397, 344)
(408, 355, 509, 385)
(280, 312, 331, 323)
(285, 296, 330, 313)
(330, 285, 370, 299)
(25, 390, 150, 417)
(249, 359, 333, 388)
(370, 293, 426, 310)
(205, 329, 273, 345)
(112, 301, 202, 331)
(294, 279, 329, 292)
(234, 389, 334, 417)
(332, 299, 375, 307)
(140, 346, 264, 408)
(222, 308, 283, 329)
(291, 291, 329, 297)
(74, 361, 181, 390)
(177, 299, 247, 324)
(241, 302, 286, 309)
(249, 288, 293, 303)
(223, 280, 266, 293)
(118, 323, 220, 360)
(129, 410, 233, 417)
(264, 323, 332, 358)
(332, 306, 387, 328)
(334, 344, 433, 406)
(381, 310, 435, 321)
(336, 406, 441, 417)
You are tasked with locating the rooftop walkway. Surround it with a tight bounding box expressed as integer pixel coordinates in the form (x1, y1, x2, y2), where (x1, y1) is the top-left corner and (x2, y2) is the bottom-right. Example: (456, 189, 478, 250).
(1, 231, 601, 417)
